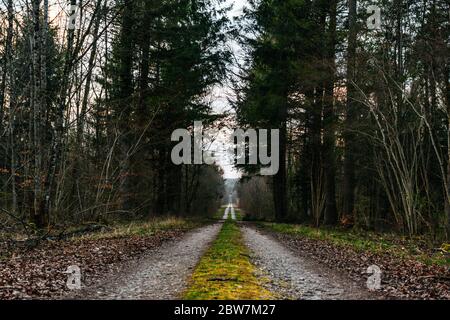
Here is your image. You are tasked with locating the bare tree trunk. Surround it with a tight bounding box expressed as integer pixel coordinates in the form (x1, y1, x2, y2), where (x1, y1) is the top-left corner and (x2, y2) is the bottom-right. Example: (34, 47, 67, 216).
(117, 0, 135, 213)
(273, 87, 288, 222)
(78, 0, 104, 146)
(343, 0, 358, 219)
(43, 0, 77, 219)
(74, 0, 104, 213)
(445, 65, 450, 237)
(32, 0, 44, 226)
(0, 0, 14, 126)
(41, 0, 48, 108)
(323, 0, 338, 225)
(10, 100, 17, 214)
(0, 0, 14, 211)
(310, 86, 324, 224)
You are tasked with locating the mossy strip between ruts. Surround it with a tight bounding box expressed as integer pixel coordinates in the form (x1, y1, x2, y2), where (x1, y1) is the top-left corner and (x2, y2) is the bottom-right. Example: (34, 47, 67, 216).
(184, 220, 274, 300)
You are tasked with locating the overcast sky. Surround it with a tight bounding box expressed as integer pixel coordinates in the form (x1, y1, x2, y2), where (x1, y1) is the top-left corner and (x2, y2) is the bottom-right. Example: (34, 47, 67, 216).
(209, 0, 249, 180)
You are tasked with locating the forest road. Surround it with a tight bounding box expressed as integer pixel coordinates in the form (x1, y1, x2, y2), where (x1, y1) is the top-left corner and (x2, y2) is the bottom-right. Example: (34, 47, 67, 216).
(71, 223, 222, 300)
(69, 221, 375, 300)
(222, 202, 236, 220)
(242, 224, 377, 300)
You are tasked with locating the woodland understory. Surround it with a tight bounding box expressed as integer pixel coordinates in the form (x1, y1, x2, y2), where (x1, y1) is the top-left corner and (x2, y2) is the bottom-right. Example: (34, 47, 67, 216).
(0, 1, 449, 253)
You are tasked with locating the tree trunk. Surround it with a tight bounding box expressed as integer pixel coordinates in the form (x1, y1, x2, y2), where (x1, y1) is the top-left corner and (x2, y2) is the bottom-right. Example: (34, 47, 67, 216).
(323, 0, 338, 225)
(117, 0, 136, 213)
(32, 0, 44, 227)
(42, 0, 75, 221)
(445, 64, 450, 237)
(273, 79, 288, 222)
(0, 0, 13, 126)
(273, 122, 287, 221)
(74, 0, 104, 213)
(342, 0, 358, 219)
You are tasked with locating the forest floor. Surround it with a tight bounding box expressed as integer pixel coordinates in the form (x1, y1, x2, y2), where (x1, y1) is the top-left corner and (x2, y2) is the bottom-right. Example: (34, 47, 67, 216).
(0, 208, 448, 300)
(0, 217, 204, 299)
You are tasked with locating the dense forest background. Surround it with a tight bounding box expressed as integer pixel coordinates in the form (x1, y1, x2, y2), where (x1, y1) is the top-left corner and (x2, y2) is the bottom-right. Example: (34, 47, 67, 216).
(236, 0, 449, 238)
(0, 0, 449, 240)
(0, 0, 229, 230)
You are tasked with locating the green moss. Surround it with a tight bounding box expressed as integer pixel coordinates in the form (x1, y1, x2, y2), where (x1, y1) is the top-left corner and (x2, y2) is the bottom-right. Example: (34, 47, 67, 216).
(184, 220, 274, 300)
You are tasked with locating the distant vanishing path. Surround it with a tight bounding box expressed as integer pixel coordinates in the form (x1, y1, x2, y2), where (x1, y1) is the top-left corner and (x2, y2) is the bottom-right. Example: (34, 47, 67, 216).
(222, 201, 236, 220)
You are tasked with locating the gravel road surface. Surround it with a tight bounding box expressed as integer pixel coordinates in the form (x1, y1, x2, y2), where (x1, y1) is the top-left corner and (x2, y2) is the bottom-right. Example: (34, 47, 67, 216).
(70, 221, 377, 300)
(242, 224, 376, 300)
(74, 223, 221, 300)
